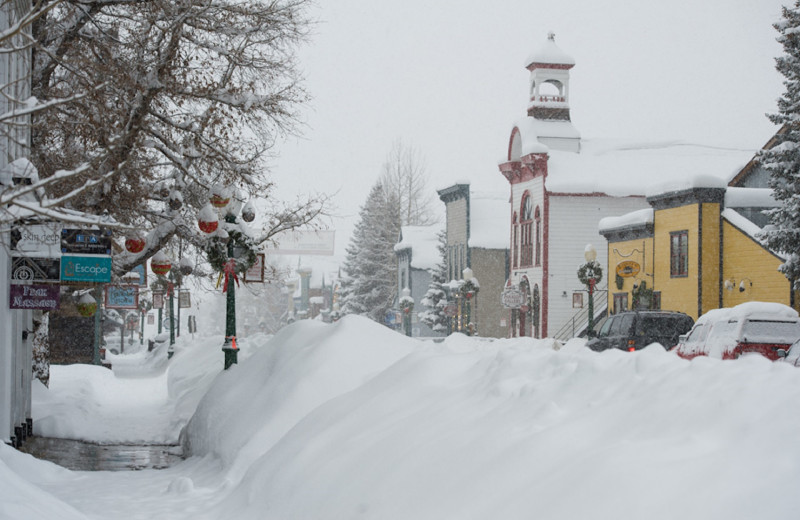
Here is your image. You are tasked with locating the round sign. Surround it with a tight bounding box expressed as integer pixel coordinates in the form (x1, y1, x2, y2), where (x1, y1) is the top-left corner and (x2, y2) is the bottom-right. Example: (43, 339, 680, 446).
(616, 261, 641, 278)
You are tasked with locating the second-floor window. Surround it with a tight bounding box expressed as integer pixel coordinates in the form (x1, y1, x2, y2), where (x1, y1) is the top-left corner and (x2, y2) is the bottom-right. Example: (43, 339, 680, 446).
(670, 231, 689, 277)
(520, 194, 533, 267)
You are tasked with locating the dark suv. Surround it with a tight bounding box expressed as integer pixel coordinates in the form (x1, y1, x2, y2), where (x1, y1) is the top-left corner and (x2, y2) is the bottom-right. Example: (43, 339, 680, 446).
(587, 311, 694, 352)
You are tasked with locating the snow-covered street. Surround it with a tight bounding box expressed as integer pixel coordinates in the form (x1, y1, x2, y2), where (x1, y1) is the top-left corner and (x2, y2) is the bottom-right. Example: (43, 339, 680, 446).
(3, 313, 800, 519)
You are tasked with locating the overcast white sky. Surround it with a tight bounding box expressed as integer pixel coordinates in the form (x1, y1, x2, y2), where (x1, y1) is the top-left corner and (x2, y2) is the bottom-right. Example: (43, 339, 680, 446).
(268, 0, 786, 261)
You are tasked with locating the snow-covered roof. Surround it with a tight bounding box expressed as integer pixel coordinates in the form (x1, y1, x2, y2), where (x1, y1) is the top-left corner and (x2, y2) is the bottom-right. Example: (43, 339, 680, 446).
(512, 117, 578, 157)
(725, 187, 778, 208)
(525, 34, 575, 68)
(598, 208, 654, 234)
(541, 139, 755, 197)
(470, 190, 510, 250)
(394, 224, 443, 271)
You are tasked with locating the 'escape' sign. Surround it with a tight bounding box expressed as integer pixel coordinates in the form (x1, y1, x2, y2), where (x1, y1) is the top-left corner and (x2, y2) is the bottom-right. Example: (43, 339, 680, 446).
(60, 255, 112, 283)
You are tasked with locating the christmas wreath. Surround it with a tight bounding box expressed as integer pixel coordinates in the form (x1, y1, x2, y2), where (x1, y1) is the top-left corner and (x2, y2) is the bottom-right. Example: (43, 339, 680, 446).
(577, 261, 603, 287)
(206, 230, 259, 274)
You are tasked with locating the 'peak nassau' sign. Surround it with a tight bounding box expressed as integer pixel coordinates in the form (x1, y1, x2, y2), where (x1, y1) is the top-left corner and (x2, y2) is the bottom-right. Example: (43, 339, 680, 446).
(60, 255, 112, 283)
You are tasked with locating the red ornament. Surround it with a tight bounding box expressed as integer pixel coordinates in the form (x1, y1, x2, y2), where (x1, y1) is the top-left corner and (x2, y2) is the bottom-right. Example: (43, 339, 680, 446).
(198, 219, 218, 234)
(151, 259, 172, 276)
(125, 236, 145, 253)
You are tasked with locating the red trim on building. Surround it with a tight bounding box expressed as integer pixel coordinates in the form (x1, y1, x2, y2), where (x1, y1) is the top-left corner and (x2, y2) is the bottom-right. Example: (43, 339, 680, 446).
(542, 187, 550, 338)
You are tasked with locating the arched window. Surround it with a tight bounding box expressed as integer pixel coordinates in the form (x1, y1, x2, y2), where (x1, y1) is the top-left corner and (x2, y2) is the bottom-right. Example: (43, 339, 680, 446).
(520, 194, 533, 267)
(534, 206, 542, 266)
(512, 212, 518, 268)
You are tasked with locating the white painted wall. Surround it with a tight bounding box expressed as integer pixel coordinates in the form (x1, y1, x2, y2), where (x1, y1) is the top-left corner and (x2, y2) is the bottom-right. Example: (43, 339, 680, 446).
(546, 194, 649, 338)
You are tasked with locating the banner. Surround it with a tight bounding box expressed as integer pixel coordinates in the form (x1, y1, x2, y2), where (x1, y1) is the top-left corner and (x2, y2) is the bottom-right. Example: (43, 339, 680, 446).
(267, 230, 335, 256)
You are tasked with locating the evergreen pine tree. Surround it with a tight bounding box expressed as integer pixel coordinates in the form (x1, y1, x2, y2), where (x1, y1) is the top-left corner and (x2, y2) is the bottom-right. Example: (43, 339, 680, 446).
(340, 180, 402, 323)
(762, 1, 800, 287)
(419, 229, 449, 332)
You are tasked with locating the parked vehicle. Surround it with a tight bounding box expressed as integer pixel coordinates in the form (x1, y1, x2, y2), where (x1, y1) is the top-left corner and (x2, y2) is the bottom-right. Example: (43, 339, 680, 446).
(675, 302, 800, 361)
(587, 311, 694, 352)
(778, 339, 800, 367)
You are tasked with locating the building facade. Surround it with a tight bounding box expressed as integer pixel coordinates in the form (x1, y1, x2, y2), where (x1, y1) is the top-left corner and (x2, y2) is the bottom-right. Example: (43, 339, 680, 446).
(437, 184, 510, 338)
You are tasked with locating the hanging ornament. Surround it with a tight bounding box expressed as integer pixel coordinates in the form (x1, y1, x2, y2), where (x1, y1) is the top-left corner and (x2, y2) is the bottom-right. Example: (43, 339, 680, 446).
(168, 189, 183, 211)
(209, 184, 231, 209)
(151, 250, 172, 276)
(179, 256, 194, 276)
(198, 203, 219, 234)
(125, 233, 146, 254)
(77, 293, 98, 317)
(241, 200, 256, 223)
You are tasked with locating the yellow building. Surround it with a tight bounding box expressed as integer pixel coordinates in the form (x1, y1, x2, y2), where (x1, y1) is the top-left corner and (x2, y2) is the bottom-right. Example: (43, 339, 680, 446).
(600, 175, 796, 321)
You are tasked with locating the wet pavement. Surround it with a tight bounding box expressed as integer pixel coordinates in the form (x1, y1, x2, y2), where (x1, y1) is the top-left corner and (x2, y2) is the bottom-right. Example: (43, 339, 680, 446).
(19, 437, 184, 471)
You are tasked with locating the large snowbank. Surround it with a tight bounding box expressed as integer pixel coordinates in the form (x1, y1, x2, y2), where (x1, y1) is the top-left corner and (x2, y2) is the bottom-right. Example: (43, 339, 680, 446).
(4, 313, 800, 519)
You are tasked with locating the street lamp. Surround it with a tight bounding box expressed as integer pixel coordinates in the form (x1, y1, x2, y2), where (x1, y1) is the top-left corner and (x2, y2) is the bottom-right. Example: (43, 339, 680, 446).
(578, 244, 603, 337)
(461, 268, 479, 336)
(198, 185, 257, 370)
(400, 287, 413, 337)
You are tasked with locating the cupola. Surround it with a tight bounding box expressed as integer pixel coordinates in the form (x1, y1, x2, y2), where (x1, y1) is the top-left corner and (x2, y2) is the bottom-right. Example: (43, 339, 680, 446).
(525, 32, 575, 122)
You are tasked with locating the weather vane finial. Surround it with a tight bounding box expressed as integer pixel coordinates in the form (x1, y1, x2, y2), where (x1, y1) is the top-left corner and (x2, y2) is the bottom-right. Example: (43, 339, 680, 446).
(547, 31, 555, 41)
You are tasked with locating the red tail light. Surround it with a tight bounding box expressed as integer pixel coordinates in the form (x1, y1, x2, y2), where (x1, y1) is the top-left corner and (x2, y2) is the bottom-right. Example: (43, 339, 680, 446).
(628, 347, 635, 352)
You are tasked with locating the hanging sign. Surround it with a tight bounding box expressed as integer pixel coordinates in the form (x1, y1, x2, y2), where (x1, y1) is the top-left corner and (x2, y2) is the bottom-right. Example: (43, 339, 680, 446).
(147, 314, 155, 325)
(60, 254, 112, 283)
(9, 284, 60, 310)
(11, 255, 61, 284)
(12, 223, 62, 256)
(501, 287, 524, 309)
(616, 261, 641, 278)
(179, 290, 191, 309)
(105, 285, 139, 309)
(244, 253, 265, 283)
(152, 291, 164, 309)
(61, 228, 113, 255)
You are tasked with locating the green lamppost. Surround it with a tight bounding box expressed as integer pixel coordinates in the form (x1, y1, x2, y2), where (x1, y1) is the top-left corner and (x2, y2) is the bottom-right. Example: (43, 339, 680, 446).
(198, 185, 257, 370)
(400, 287, 413, 337)
(578, 244, 603, 337)
(461, 268, 479, 336)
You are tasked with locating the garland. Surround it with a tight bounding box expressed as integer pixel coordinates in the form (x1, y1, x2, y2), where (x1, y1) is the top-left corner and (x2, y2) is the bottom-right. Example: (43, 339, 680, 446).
(577, 261, 603, 287)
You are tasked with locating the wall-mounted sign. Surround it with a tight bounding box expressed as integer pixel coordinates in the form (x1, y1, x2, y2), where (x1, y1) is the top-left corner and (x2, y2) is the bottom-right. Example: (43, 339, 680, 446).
(105, 285, 139, 309)
(61, 228, 113, 255)
(501, 287, 524, 309)
(12, 223, 62, 256)
(615, 261, 641, 278)
(9, 284, 60, 310)
(11, 255, 61, 284)
(60, 255, 112, 283)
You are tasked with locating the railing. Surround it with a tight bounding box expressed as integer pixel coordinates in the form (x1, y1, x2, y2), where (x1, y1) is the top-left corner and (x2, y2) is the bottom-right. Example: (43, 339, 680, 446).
(530, 95, 566, 103)
(553, 289, 608, 341)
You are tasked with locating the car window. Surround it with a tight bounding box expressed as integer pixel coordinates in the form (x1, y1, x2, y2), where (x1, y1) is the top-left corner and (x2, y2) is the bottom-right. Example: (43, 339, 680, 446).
(610, 314, 634, 335)
(741, 319, 800, 344)
(636, 315, 683, 336)
(598, 317, 614, 337)
(685, 323, 708, 344)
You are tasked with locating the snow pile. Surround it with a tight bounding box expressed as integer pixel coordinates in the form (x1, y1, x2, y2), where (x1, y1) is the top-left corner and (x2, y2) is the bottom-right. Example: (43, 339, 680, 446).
(4, 313, 800, 519)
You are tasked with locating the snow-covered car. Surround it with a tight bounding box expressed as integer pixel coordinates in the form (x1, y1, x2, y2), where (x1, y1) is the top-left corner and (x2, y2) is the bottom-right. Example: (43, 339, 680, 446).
(675, 302, 800, 361)
(777, 339, 800, 367)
